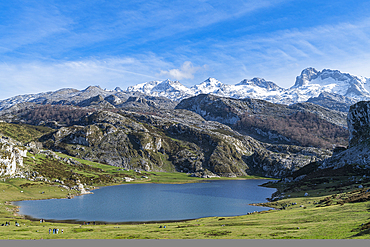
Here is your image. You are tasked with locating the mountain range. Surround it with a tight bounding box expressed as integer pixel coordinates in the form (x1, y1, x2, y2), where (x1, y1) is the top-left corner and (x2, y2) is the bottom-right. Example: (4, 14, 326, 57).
(0, 67, 368, 179)
(127, 67, 370, 107)
(1, 68, 369, 113)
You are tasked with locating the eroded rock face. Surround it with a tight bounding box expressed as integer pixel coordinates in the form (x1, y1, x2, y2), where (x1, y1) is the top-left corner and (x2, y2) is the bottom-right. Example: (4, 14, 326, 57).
(347, 101, 370, 147)
(38, 110, 331, 178)
(245, 144, 331, 178)
(319, 101, 370, 170)
(0, 137, 27, 176)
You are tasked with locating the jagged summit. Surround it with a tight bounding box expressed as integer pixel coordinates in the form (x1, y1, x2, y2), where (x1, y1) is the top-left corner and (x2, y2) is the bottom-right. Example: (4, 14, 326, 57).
(114, 87, 123, 92)
(290, 68, 370, 102)
(191, 78, 225, 94)
(236, 78, 282, 91)
(82, 85, 103, 92)
(293, 67, 320, 87)
(151, 79, 186, 92)
(122, 68, 370, 106)
(293, 68, 356, 88)
(1, 67, 369, 112)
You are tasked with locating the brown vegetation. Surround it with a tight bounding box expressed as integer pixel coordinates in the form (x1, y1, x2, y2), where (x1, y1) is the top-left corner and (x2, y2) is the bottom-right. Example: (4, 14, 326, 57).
(235, 111, 348, 148)
(16, 105, 93, 126)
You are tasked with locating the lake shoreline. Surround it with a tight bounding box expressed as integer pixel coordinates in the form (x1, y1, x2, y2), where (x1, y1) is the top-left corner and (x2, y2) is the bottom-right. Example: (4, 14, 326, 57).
(13, 178, 277, 225)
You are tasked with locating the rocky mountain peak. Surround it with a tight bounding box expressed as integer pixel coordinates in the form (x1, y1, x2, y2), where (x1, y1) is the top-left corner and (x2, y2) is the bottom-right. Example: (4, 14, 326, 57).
(151, 79, 184, 92)
(236, 77, 282, 91)
(191, 78, 225, 94)
(293, 67, 319, 87)
(114, 87, 123, 92)
(105, 95, 122, 105)
(82, 85, 103, 92)
(290, 68, 370, 102)
(293, 68, 363, 88)
(77, 94, 105, 107)
(202, 77, 223, 86)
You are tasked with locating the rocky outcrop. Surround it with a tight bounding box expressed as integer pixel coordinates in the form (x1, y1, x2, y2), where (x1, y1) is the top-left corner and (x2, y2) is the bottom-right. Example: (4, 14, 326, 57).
(307, 92, 357, 112)
(318, 101, 370, 170)
(347, 101, 370, 147)
(176, 94, 348, 148)
(246, 144, 331, 177)
(0, 136, 27, 176)
(37, 109, 331, 178)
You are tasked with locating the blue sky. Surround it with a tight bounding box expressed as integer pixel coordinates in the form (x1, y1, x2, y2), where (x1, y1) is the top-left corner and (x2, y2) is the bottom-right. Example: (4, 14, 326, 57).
(1, 0, 370, 99)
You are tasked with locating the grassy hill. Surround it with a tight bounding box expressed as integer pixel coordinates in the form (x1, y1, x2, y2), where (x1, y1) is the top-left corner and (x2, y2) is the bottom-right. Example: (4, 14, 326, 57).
(0, 122, 53, 144)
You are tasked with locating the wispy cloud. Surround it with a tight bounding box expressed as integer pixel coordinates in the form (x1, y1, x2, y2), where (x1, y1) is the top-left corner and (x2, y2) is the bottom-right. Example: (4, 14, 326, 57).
(1, 0, 370, 99)
(0, 55, 173, 99)
(158, 61, 205, 80)
(0, 3, 72, 56)
(0, 0, 290, 60)
(200, 18, 370, 87)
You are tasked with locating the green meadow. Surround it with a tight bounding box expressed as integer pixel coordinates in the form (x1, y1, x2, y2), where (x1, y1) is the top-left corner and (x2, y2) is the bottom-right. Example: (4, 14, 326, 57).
(0, 122, 368, 239)
(0, 152, 369, 239)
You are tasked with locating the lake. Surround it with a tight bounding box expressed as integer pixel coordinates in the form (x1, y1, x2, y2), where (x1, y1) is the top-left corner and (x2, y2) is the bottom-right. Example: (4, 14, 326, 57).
(14, 179, 276, 223)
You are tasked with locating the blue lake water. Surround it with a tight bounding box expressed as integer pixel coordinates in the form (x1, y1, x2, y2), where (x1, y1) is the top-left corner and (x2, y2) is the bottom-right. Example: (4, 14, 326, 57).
(14, 180, 276, 223)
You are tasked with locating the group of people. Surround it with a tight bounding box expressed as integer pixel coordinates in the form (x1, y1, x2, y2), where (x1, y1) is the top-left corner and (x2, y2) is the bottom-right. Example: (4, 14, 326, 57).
(1, 221, 20, 226)
(49, 228, 63, 234)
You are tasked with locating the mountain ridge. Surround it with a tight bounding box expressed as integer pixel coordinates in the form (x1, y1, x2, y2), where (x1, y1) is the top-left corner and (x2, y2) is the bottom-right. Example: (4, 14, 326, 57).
(1, 67, 368, 113)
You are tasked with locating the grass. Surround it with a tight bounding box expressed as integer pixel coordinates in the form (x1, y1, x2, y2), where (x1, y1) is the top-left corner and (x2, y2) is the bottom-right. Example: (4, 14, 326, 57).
(0, 152, 368, 239)
(0, 122, 53, 144)
(0, 173, 369, 239)
(52, 152, 269, 184)
(0, 183, 369, 239)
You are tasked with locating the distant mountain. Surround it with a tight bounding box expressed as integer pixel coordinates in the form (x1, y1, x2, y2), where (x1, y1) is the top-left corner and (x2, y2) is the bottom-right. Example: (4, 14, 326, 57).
(126, 68, 370, 109)
(306, 92, 357, 112)
(127, 79, 194, 101)
(288, 68, 370, 102)
(1, 67, 369, 113)
(176, 94, 348, 149)
(127, 77, 286, 103)
(0, 86, 176, 112)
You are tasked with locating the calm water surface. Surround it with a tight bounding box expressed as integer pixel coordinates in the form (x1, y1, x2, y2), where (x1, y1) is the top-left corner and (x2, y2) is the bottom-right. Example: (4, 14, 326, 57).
(15, 180, 276, 223)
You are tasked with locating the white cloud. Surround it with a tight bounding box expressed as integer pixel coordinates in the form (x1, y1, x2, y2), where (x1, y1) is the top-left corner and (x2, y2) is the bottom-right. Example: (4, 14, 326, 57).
(0, 55, 172, 100)
(159, 61, 204, 80)
(201, 18, 370, 88)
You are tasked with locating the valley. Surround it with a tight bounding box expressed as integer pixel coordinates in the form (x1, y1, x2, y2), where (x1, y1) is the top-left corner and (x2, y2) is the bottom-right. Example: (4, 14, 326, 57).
(0, 67, 370, 239)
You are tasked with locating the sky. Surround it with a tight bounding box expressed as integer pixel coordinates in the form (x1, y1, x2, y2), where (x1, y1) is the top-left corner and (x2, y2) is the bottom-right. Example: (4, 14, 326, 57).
(1, 0, 370, 99)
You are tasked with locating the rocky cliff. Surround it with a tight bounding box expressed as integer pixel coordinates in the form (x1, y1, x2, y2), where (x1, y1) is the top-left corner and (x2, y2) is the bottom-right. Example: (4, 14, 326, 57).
(36, 108, 331, 178)
(0, 136, 27, 176)
(176, 94, 348, 148)
(319, 101, 370, 170)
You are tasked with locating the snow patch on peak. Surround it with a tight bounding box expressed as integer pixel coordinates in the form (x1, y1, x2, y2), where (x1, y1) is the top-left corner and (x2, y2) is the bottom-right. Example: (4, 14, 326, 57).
(83, 86, 103, 92)
(127, 80, 162, 94)
(152, 80, 188, 92)
(236, 78, 282, 91)
(127, 79, 194, 101)
(293, 67, 319, 87)
(191, 78, 225, 94)
(290, 68, 370, 101)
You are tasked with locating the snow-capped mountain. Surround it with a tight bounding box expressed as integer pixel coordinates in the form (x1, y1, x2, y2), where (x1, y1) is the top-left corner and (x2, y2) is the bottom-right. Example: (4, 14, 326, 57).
(191, 77, 226, 94)
(0, 86, 120, 111)
(0, 67, 369, 112)
(126, 77, 287, 103)
(288, 68, 370, 102)
(126, 68, 370, 106)
(127, 79, 194, 101)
